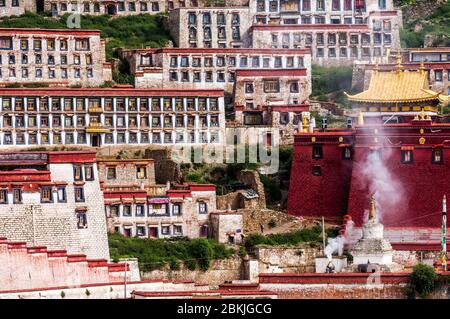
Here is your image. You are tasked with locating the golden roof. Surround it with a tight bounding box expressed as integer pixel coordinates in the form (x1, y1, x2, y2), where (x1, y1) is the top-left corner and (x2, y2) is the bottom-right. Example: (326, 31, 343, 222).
(345, 70, 442, 103)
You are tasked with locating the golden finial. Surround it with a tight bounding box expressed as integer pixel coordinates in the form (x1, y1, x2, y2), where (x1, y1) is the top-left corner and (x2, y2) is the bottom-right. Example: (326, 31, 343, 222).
(302, 115, 309, 133)
(369, 195, 377, 220)
(419, 58, 426, 75)
(374, 59, 379, 73)
(358, 109, 365, 126)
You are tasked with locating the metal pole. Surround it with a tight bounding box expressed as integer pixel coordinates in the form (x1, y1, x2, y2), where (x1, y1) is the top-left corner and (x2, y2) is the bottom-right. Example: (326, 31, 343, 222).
(32, 205, 36, 246)
(322, 216, 326, 253)
(124, 261, 128, 299)
(442, 195, 447, 271)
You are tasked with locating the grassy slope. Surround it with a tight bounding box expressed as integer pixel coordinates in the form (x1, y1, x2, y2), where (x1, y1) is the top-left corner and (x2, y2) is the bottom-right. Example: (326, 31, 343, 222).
(400, 1, 450, 47)
(0, 12, 172, 59)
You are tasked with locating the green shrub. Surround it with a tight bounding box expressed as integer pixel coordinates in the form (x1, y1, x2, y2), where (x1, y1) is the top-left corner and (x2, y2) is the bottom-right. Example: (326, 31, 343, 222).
(108, 233, 232, 272)
(188, 238, 214, 271)
(185, 259, 197, 271)
(311, 65, 353, 97)
(169, 258, 180, 271)
(407, 264, 438, 299)
(245, 226, 324, 248)
(238, 246, 248, 257)
(268, 219, 277, 229)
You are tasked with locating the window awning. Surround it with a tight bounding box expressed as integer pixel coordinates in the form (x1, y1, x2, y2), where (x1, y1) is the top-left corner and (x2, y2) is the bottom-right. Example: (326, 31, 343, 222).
(401, 146, 415, 151)
(149, 198, 169, 204)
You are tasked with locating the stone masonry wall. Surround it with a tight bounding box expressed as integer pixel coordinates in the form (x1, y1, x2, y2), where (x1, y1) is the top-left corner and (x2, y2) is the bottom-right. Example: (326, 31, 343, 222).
(141, 256, 243, 286)
(254, 245, 322, 273)
(0, 163, 110, 260)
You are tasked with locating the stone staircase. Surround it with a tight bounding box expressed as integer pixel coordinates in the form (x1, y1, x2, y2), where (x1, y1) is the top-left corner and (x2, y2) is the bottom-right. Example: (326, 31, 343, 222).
(0, 236, 131, 292)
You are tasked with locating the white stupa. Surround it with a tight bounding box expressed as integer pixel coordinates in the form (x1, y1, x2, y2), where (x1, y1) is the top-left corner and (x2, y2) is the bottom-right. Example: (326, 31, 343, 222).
(350, 196, 394, 266)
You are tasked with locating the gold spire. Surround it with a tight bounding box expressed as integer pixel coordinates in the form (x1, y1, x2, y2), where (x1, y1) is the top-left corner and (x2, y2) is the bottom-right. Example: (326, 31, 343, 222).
(358, 109, 365, 125)
(369, 195, 377, 220)
(374, 59, 379, 73)
(419, 58, 426, 75)
(302, 115, 309, 133)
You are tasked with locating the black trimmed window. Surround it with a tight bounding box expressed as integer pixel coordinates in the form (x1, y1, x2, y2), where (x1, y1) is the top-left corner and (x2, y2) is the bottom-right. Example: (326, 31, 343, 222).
(0, 189, 8, 204)
(172, 203, 182, 216)
(77, 211, 88, 229)
(74, 187, 85, 202)
(13, 188, 22, 204)
(41, 187, 53, 203)
(342, 147, 353, 160)
(85, 165, 94, 181)
(107, 167, 116, 180)
(57, 186, 67, 203)
(198, 201, 208, 214)
(312, 145, 323, 159)
(73, 165, 83, 181)
(312, 165, 322, 176)
(123, 205, 132, 217)
(136, 204, 145, 217)
(110, 205, 119, 217)
(136, 166, 147, 179)
(401, 150, 414, 164)
(433, 148, 444, 164)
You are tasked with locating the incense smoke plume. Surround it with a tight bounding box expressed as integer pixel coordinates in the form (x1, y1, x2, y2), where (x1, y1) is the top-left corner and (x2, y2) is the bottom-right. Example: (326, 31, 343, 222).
(360, 148, 404, 223)
(324, 220, 355, 261)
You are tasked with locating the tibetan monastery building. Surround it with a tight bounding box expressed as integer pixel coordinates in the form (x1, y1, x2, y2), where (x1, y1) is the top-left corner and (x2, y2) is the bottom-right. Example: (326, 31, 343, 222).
(288, 113, 450, 243)
(346, 60, 449, 124)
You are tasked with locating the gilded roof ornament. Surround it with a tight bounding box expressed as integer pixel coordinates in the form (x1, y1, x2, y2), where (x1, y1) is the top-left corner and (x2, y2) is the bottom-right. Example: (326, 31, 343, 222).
(369, 195, 377, 220)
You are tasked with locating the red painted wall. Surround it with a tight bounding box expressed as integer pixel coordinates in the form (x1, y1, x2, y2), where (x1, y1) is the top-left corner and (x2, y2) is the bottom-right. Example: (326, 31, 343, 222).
(288, 123, 450, 227)
(287, 132, 354, 221)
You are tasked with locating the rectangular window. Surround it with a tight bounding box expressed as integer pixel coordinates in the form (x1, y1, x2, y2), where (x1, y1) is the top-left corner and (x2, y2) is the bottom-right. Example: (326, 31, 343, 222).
(263, 80, 280, 93)
(332, 0, 340, 10)
(136, 166, 147, 179)
(161, 225, 170, 235)
(136, 205, 145, 217)
(57, 186, 67, 203)
(13, 188, 22, 204)
(85, 165, 94, 181)
(172, 203, 181, 216)
(123, 205, 132, 217)
(312, 145, 323, 159)
(41, 187, 53, 203)
(401, 150, 414, 163)
(73, 165, 83, 181)
(107, 167, 116, 180)
(312, 165, 322, 176)
(0, 36, 13, 50)
(198, 202, 208, 214)
(74, 187, 85, 202)
(342, 147, 352, 160)
(77, 211, 88, 229)
(136, 226, 146, 236)
(0, 189, 7, 204)
(173, 225, 183, 236)
(433, 148, 444, 164)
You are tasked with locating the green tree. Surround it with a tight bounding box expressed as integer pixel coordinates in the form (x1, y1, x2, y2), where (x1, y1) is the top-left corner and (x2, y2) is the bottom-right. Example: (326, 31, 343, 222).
(407, 264, 438, 299)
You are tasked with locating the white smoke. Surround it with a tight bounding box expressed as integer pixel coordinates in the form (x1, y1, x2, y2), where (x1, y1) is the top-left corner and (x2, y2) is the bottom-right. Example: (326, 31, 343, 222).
(359, 148, 404, 222)
(324, 220, 356, 261)
(324, 236, 344, 261)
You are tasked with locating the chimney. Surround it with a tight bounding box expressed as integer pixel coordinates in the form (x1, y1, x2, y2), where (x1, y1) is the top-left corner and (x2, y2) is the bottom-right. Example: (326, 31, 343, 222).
(347, 118, 353, 128)
(322, 118, 328, 131)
